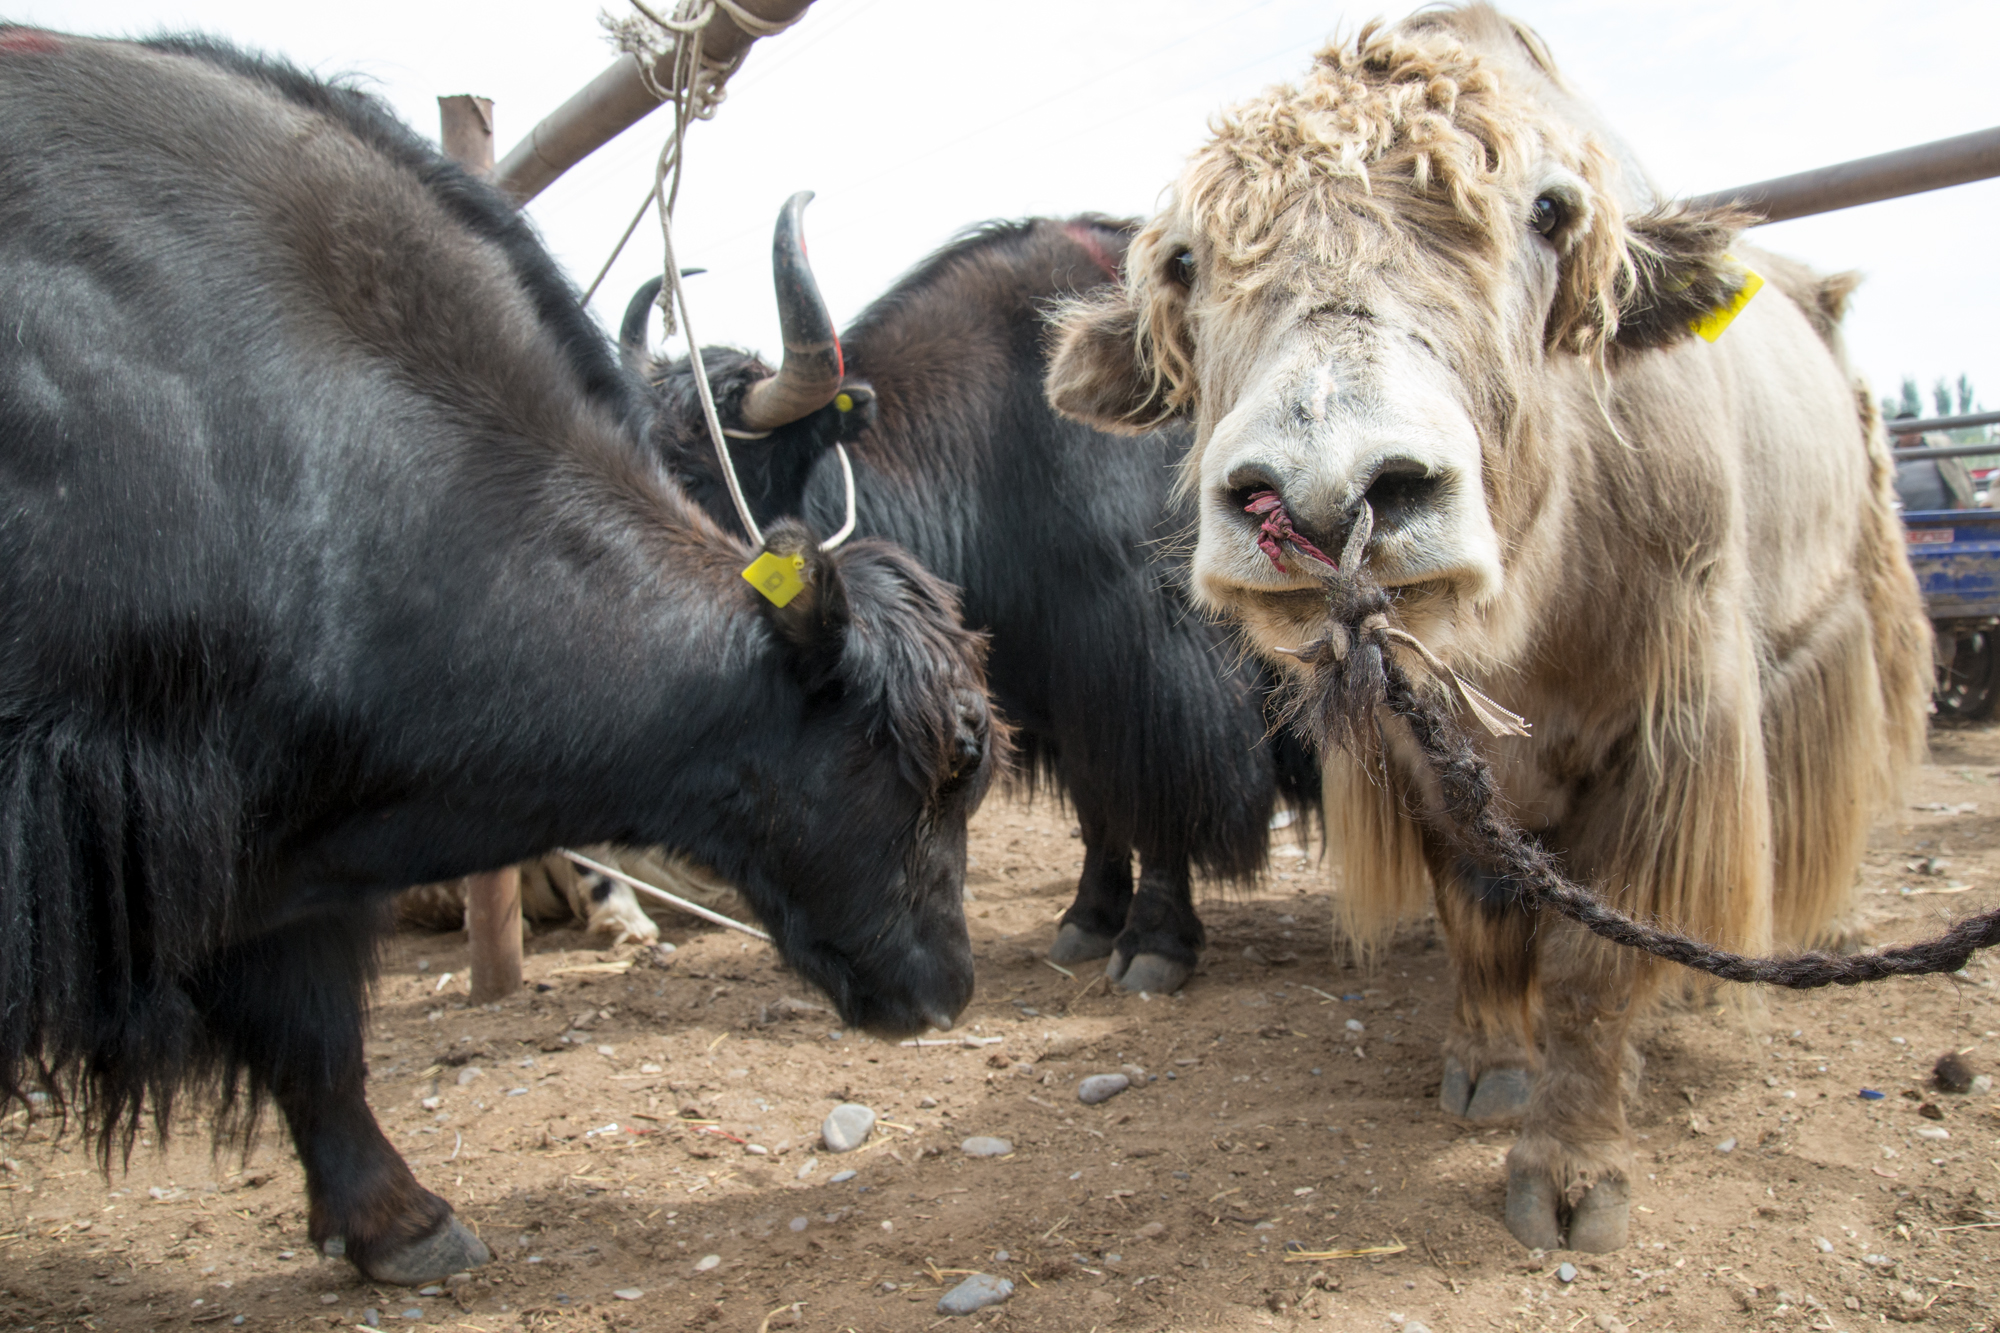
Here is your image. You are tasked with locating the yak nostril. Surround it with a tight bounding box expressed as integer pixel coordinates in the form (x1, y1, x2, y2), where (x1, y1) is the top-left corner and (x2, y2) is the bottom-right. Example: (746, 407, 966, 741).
(1363, 459, 1441, 528)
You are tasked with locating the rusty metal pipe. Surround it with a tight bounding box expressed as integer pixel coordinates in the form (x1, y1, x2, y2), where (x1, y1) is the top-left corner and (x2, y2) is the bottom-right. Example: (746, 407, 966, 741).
(1689, 125, 2000, 224)
(493, 0, 816, 205)
(738, 190, 844, 431)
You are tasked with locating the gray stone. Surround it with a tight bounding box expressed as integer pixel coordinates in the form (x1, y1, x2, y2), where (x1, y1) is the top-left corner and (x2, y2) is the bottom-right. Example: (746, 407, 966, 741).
(1715, 1137, 1737, 1154)
(789, 1216, 809, 1232)
(1078, 1073, 1130, 1105)
(829, 1169, 857, 1183)
(938, 1273, 1014, 1316)
(1405, 1323, 1434, 1333)
(821, 1103, 876, 1153)
(612, 1289, 643, 1301)
(961, 1136, 1013, 1157)
(1555, 1262, 1578, 1283)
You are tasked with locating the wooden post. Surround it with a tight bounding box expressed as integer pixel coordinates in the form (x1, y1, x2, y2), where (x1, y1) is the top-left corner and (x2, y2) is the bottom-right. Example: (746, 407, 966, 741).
(464, 866, 524, 1004)
(438, 93, 522, 1004)
(492, 0, 816, 204)
(438, 94, 496, 175)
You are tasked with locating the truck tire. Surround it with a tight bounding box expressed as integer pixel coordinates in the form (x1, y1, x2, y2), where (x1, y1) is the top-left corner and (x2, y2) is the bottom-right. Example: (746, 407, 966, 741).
(1935, 628, 1999, 722)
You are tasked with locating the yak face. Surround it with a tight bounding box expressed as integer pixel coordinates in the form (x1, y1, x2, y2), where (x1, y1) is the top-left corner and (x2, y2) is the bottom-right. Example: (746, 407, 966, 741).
(1046, 4, 1752, 657)
(720, 521, 994, 1038)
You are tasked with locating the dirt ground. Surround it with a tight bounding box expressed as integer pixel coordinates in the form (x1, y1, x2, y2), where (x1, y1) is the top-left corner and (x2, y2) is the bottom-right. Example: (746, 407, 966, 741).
(4, 727, 1999, 1333)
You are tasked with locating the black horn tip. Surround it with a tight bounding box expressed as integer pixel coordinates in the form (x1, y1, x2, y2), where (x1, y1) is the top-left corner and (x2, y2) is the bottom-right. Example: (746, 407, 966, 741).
(619, 275, 666, 367)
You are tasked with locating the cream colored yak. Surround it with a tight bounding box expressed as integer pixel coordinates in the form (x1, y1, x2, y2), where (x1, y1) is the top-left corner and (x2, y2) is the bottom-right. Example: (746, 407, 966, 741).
(1048, 3, 1929, 1253)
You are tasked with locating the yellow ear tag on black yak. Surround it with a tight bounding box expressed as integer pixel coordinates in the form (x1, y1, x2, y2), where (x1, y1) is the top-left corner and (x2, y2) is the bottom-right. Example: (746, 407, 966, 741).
(742, 551, 808, 608)
(1690, 259, 1765, 343)
(834, 391, 854, 413)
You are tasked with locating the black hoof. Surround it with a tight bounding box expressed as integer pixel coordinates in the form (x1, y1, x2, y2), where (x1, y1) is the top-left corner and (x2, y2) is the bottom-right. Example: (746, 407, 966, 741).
(1438, 1059, 1531, 1122)
(1107, 952, 1191, 994)
(1466, 1067, 1532, 1122)
(1050, 923, 1117, 964)
(1566, 1178, 1630, 1253)
(1440, 1056, 1472, 1116)
(354, 1215, 492, 1286)
(1504, 1168, 1563, 1252)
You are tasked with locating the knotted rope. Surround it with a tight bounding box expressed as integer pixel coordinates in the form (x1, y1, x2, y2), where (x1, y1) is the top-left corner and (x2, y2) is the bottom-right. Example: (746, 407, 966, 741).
(1251, 490, 2000, 989)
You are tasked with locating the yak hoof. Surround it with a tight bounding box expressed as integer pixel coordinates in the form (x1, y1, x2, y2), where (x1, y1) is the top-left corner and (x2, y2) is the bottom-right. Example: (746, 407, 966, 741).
(1439, 1057, 1472, 1116)
(1108, 952, 1190, 995)
(1050, 924, 1117, 965)
(1565, 1177, 1630, 1253)
(1439, 1060, 1530, 1121)
(1504, 1169, 1564, 1252)
(1466, 1067, 1533, 1122)
(358, 1215, 492, 1286)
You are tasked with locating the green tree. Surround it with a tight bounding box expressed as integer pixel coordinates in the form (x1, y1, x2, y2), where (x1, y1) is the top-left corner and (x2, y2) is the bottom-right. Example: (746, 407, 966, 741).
(1961, 374, 1977, 416)
(1934, 377, 1954, 417)
(1899, 376, 1923, 418)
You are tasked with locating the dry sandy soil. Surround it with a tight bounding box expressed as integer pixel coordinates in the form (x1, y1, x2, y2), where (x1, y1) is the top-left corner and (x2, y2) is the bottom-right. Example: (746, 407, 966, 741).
(4, 725, 1999, 1333)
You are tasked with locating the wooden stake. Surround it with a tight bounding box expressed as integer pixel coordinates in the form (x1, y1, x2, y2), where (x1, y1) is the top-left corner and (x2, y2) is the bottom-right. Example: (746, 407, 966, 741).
(465, 867, 523, 1004)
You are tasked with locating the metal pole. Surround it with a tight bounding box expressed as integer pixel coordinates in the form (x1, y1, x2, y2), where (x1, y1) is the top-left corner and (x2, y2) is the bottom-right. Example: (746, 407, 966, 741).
(1888, 410, 2000, 436)
(1688, 126, 2000, 224)
(493, 0, 816, 205)
(437, 93, 524, 1004)
(1890, 443, 2000, 462)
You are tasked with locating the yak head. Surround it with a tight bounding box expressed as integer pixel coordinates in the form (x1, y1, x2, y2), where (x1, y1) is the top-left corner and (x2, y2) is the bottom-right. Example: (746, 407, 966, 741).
(1044, 3, 1753, 658)
(694, 517, 999, 1038)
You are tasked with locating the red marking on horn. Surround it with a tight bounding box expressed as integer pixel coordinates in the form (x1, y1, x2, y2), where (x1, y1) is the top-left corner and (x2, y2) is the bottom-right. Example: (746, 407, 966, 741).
(0, 29, 63, 54)
(1245, 490, 1335, 574)
(1063, 223, 1121, 281)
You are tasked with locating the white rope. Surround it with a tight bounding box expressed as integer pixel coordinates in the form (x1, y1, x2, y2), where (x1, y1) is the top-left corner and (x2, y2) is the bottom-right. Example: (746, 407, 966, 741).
(822, 443, 857, 549)
(596, 0, 853, 555)
(559, 847, 773, 942)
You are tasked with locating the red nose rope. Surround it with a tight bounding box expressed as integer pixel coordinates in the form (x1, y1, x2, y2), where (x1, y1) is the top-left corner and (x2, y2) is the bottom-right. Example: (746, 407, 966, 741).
(1268, 493, 2000, 990)
(1245, 490, 1335, 573)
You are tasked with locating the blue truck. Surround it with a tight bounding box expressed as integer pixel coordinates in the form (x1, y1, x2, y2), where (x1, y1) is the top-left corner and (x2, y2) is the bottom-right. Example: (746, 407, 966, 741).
(1903, 504, 2000, 719)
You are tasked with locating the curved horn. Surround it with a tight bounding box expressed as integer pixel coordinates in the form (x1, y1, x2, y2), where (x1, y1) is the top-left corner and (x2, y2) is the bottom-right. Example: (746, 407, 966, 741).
(618, 270, 708, 371)
(738, 190, 844, 431)
(619, 276, 664, 370)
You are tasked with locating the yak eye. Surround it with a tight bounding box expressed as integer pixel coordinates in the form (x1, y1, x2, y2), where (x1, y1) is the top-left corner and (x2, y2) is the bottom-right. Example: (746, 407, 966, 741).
(1529, 195, 1564, 238)
(1170, 248, 1196, 286)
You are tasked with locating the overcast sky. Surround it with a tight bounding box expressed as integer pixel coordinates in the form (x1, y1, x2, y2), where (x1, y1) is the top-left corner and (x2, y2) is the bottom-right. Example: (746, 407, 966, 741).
(17, 0, 1999, 415)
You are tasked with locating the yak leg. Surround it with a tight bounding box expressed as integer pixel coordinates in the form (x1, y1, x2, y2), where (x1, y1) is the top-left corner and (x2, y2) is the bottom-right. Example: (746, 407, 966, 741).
(193, 911, 490, 1284)
(1104, 851, 1202, 994)
(1505, 921, 1648, 1254)
(1432, 859, 1537, 1123)
(1050, 803, 1132, 965)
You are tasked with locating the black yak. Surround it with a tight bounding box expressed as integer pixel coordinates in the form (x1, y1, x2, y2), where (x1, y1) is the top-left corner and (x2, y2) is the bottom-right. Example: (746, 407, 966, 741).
(629, 206, 1316, 995)
(0, 29, 994, 1284)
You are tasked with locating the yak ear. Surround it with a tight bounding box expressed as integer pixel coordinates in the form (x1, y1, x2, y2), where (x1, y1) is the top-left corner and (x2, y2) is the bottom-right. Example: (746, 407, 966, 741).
(1045, 289, 1182, 435)
(754, 519, 849, 691)
(1611, 203, 1757, 350)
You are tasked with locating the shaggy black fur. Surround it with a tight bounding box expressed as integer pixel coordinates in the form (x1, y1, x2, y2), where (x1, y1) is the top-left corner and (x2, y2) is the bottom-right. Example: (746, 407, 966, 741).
(0, 27, 992, 1283)
(634, 217, 1318, 985)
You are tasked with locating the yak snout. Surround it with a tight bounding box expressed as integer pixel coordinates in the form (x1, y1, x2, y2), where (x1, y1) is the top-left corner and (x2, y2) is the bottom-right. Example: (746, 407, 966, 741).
(1222, 456, 1442, 577)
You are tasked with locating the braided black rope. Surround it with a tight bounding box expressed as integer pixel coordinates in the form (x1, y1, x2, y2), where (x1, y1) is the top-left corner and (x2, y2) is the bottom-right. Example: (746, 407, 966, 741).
(1281, 577, 2000, 989)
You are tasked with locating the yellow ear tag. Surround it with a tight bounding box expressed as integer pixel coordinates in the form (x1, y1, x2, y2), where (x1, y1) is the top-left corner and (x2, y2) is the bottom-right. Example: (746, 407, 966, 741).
(741, 550, 808, 607)
(834, 391, 854, 413)
(1690, 262, 1765, 343)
